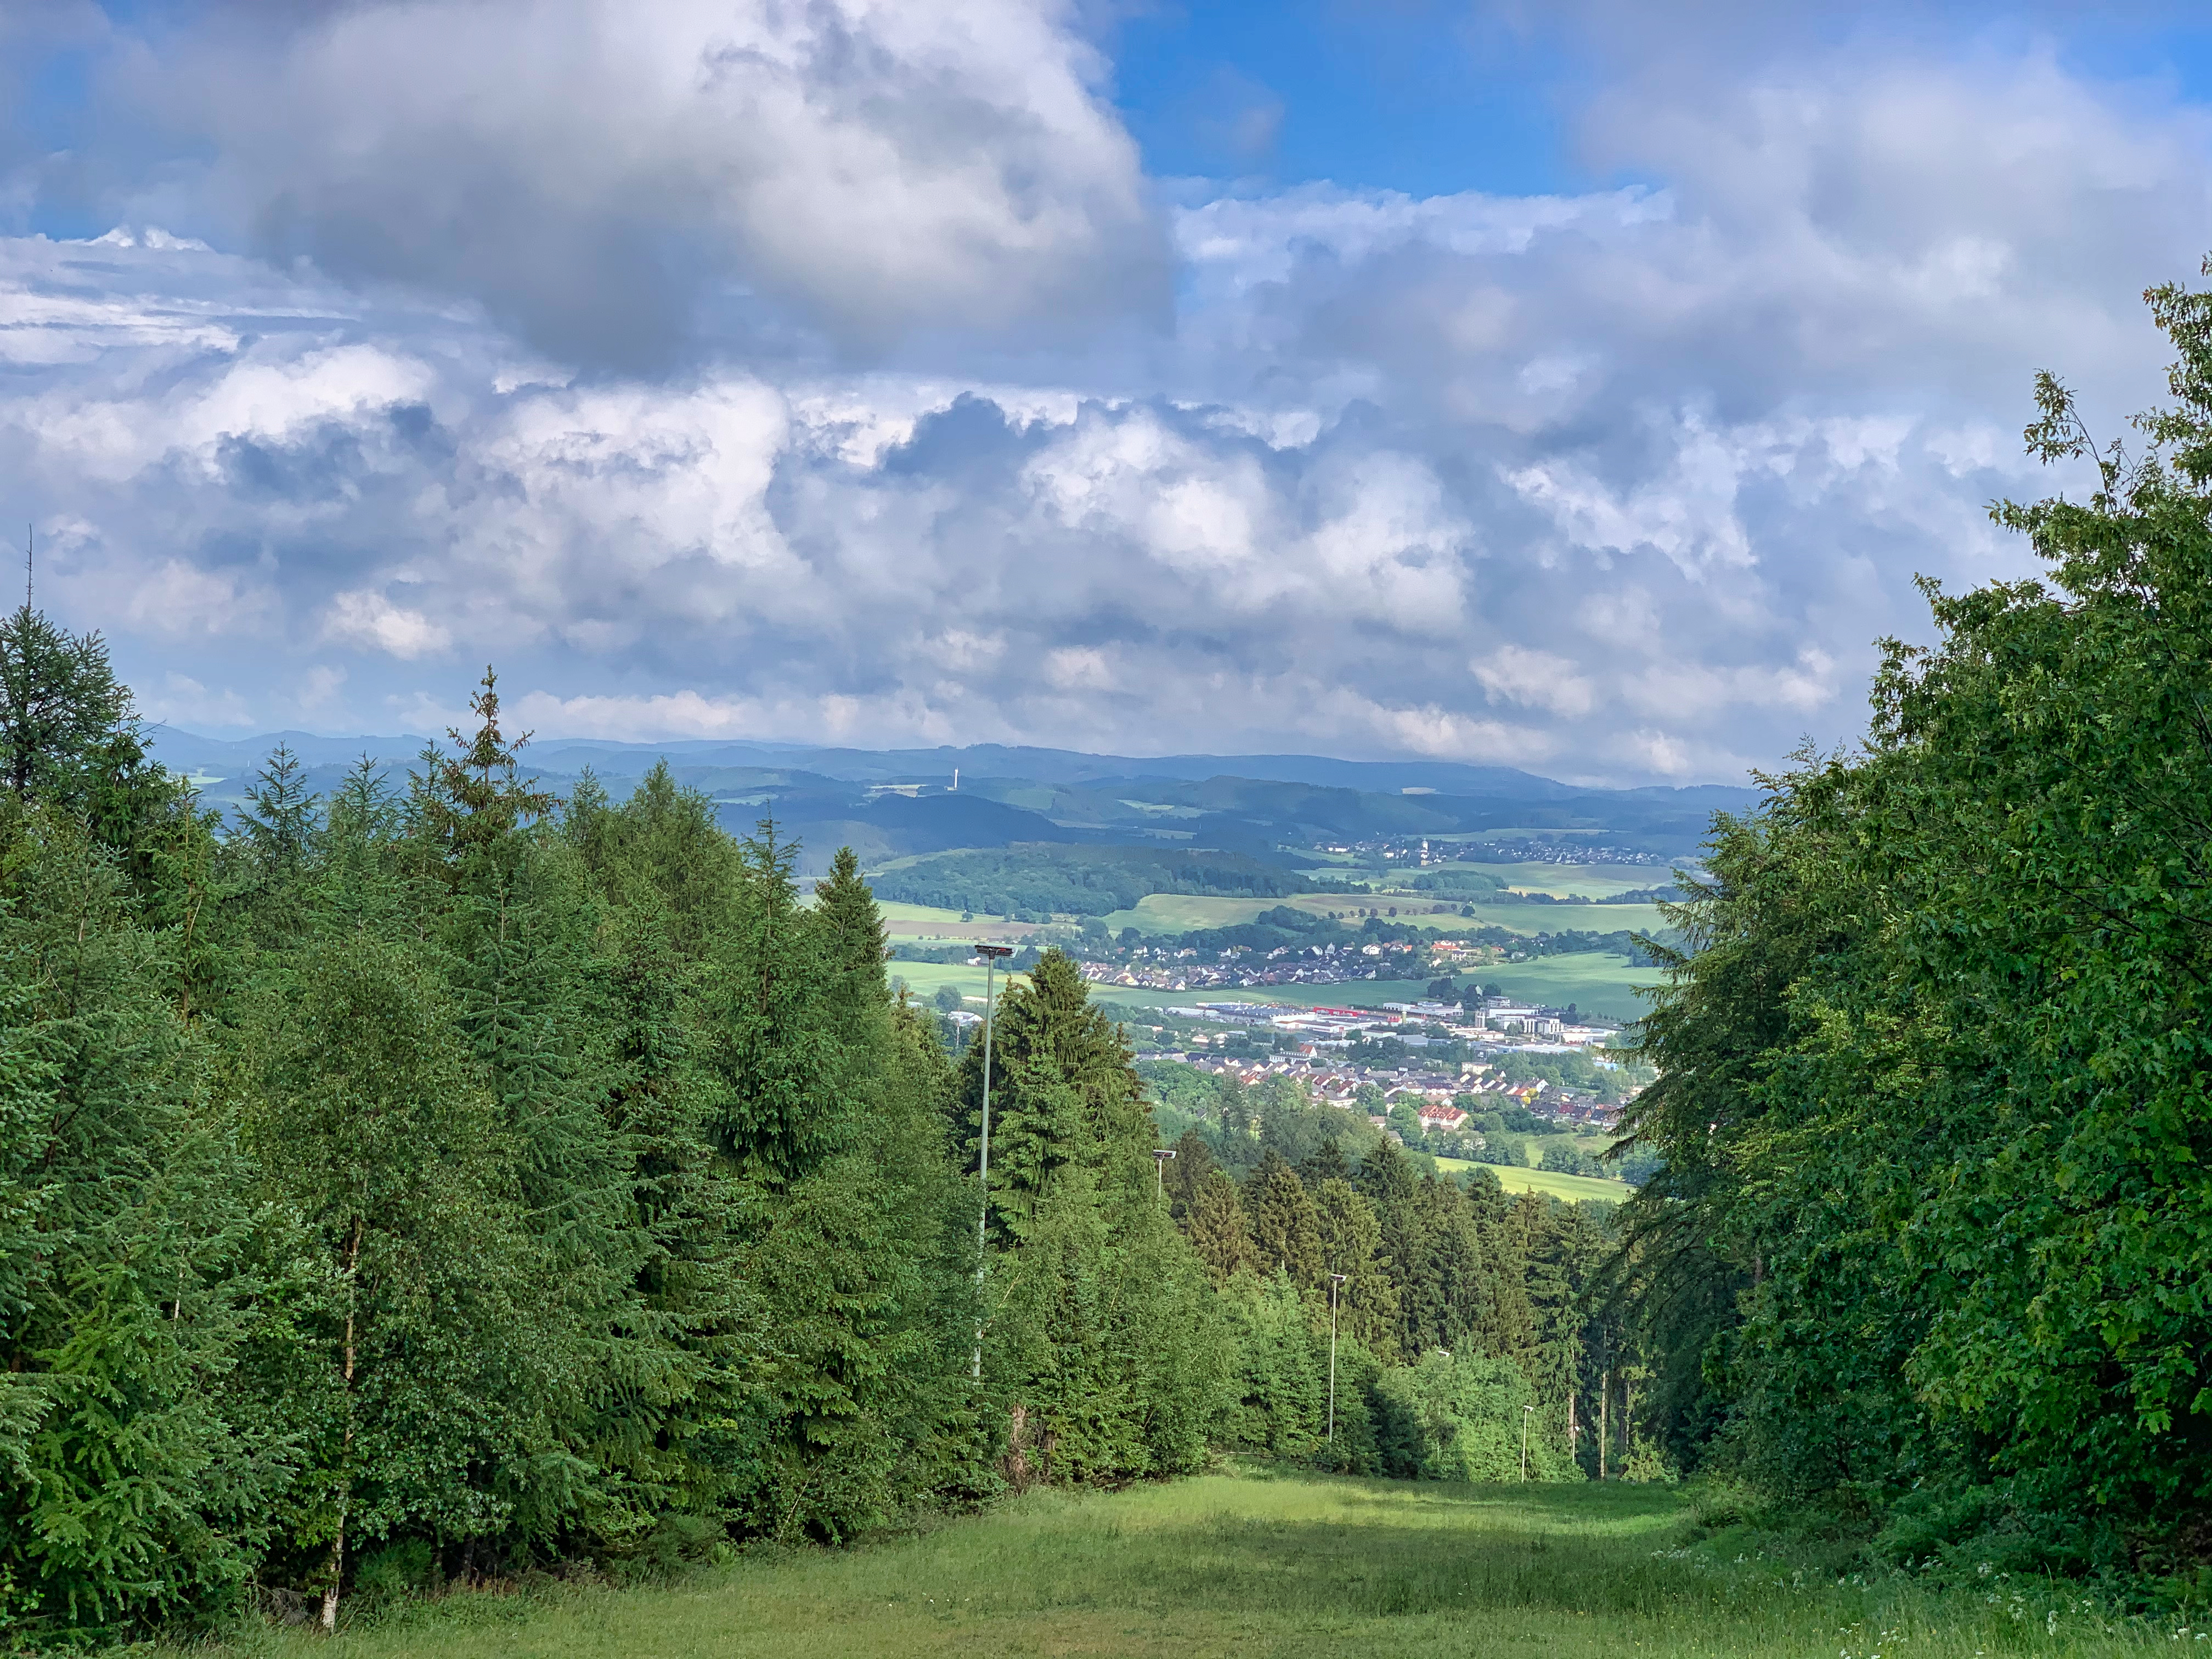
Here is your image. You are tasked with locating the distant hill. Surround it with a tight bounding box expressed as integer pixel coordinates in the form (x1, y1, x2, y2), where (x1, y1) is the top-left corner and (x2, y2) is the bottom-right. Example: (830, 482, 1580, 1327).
(145, 726, 1758, 873)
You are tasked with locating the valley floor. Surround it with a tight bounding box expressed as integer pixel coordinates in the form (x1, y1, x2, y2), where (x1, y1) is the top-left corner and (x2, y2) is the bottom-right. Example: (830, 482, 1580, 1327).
(231, 1469, 2177, 1658)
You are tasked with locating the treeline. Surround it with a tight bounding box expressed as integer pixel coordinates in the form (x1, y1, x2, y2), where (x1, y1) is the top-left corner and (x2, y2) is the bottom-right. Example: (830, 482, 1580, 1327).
(0, 627, 1650, 1645)
(0, 636, 1221, 1643)
(871, 844, 1364, 918)
(1620, 284, 2212, 1576)
(1152, 1080, 1651, 1482)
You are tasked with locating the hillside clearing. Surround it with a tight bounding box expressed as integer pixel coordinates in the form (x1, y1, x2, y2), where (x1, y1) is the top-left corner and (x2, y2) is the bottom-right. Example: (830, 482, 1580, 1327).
(1435, 1159, 1633, 1204)
(234, 1469, 2164, 1659)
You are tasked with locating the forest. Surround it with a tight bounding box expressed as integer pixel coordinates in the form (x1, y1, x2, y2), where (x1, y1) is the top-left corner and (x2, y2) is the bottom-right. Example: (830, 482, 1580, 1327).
(1618, 280, 2212, 1580)
(0, 636, 1640, 1647)
(868, 843, 1363, 917)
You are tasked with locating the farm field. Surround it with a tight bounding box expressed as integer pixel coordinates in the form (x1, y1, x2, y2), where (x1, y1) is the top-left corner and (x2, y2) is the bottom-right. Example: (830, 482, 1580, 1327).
(1091, 890, 1668, 939)
(1454, 860, 1675, 899)
(227, 1468, 2153, 1659)
(1435, 1159, 1633, 1204)
(874, 900, 1050, 942)
(1445, 899, 1668, 936)
(892, 954, 1655, 1023)
(1081, 977, 1444, 1014)
(886, 960, 1034, 1007)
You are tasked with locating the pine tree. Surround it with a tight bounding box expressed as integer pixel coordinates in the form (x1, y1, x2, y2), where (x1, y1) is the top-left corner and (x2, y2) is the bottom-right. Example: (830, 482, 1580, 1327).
(0, 809, 268, 1640)
(0, 603, 131, 808)
(1162, 1127, 1216, 1223)
(958, 949, 1153, 1233)
(1243, 1150, 1324, 1294)
(707, 819, 846, 1183)
(1312, 1177, 1400, 1362)
(238, 744, 318, 878)
(1185, 1167, 1258, 1283)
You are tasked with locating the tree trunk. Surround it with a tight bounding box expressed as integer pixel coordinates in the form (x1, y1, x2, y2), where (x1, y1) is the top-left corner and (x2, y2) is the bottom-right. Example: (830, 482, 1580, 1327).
(321, 1216, 364, 1634)
(1599, 1366, 1609, 1481)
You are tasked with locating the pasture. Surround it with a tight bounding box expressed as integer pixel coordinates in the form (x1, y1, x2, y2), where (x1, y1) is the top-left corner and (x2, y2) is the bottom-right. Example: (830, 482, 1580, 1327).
(1435, 1159, 1633, 1204)
(230, 1468, 2170, 1659)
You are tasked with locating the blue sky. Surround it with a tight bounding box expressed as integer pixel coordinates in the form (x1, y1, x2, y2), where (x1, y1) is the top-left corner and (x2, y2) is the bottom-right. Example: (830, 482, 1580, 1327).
(3, 1, 2211, 781)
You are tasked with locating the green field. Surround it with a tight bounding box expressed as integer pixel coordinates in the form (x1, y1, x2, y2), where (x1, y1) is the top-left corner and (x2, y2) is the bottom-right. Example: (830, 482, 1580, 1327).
(239, 1468, 2166, 1658)
(893, 952, 1656, 1024)
(1461, 861, 1675, 900)
(1444, 900, 1668, 936)
(1091, 890, 1667, 942)
(886, 961, 1034, 1007)
(874, 901, 1053, 940)
(1435, 1159, 1632, 1204)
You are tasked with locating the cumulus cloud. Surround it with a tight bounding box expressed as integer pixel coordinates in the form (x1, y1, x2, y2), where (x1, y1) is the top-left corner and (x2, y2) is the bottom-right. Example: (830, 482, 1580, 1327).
(3, 21, 2209, 781)
(105, 0, 1168, 369)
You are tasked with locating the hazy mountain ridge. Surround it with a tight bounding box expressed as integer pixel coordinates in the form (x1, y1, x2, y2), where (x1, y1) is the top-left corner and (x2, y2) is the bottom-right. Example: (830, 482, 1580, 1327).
(146, 726, 1758, 872)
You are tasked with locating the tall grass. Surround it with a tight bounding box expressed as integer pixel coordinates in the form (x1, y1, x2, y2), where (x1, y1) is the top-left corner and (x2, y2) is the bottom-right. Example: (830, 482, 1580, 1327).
(202, 1469, 2200, 1658)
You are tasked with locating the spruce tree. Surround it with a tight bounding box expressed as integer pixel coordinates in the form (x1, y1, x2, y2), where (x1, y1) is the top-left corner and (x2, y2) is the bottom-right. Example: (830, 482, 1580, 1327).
(1312, 1177, 1400, 1362)
(0, 603, 131, 809)
(1161, 1127, 1216, 1222)
(1243, 1150, 1324, 1293)
(958, 949, 1152, 1233)
(1185, 1167, 1258, 1283)
(0, 809, 267, 1640)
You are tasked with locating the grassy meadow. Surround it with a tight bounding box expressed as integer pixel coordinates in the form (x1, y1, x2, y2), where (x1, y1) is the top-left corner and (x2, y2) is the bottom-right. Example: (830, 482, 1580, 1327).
(1435, 1159, 1633, 1204)
(223, 1468, 2180, 1659)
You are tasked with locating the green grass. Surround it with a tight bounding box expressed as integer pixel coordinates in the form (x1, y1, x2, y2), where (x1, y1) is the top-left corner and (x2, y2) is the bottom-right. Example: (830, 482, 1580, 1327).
(874, 900, 976, 927)
(1434, 1159, 1633, 1204)
(1445, 900, 1669, 936)
(1462, 861, 1673, 900)
(1479, 954, 1660, 1022)
(887, 961, 1034, 1006)
(1089, 891, 1668, 945)
(1082, 978, 1446, 1014)
(236, 1469, 2180, 1658)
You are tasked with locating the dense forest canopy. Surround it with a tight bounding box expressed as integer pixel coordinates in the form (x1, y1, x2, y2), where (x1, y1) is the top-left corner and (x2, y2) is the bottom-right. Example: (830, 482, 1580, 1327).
(870, 844, 1365, 918)
(0, 648, 1638, 1646)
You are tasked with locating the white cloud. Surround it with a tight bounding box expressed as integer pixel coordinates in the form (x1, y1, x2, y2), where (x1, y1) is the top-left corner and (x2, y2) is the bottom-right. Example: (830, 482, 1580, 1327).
(322, 591, 453, 659)
(115, 0, 1167, 368)
(4, 30, 2210, 783)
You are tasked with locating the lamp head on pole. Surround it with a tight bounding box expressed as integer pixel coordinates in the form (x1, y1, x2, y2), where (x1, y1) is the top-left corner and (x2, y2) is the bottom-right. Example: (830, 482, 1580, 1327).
(972, 944, 1014, 963)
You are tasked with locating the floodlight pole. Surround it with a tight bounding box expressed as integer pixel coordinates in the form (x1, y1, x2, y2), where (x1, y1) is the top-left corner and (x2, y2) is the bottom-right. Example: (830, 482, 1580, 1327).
(1328, 1273, 1349, 1444)
(1152, 1147, 1177, 1198)
(1521, 1403, 1535, 1481)
(973, 944, 1013, 1381)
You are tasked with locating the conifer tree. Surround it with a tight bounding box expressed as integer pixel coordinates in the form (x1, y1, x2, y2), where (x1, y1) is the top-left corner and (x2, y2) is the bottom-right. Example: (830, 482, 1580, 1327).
(958, 950, 1153, 1232)
(1312, 1177, 1400, 1362)
(0, 809, 267, 1640)
(1161, 1127, 1216, 1222)
(1244, 1150, 1324, 1293)
(1185, 1167, 1258, 1283)
(708, 818, 846, 1182)
(0, 603, 131, 808)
